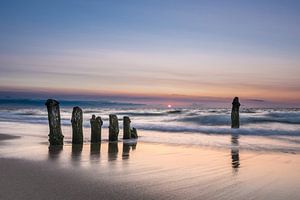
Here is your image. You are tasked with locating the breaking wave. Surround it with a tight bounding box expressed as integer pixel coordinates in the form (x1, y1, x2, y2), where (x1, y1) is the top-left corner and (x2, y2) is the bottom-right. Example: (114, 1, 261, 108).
(178, 111, 300, 125)
(0, 99, 143, 108)
(0, 101, 300, 138)
(134, 124, 300, 136)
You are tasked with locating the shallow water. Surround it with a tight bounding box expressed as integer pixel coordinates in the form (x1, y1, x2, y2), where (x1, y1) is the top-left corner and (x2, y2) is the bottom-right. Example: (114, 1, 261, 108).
(0, 99, 300, 153)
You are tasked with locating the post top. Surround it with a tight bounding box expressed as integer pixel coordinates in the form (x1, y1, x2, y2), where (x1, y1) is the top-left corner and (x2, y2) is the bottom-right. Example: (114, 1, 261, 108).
(45, 99, 59, 106)
(96, 116, 102, 121)
(72, 106, 82, 112)
(232, 97, 240, 106)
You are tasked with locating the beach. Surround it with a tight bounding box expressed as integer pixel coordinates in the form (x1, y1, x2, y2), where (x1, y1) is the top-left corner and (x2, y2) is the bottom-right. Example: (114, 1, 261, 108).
(1, 119, 300, 200)
(1, 0, 300, 199)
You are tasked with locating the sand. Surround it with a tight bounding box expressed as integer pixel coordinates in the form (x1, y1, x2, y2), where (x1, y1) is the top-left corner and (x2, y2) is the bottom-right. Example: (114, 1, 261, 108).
(0, 133, 20, 141)
(0, 157, 161, 200)
(0, 121, 300, 200)
(1, 133, 300, 200)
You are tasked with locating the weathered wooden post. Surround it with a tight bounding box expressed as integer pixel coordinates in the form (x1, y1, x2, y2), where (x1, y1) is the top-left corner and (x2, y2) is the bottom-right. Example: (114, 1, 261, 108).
(123, 116, 131, 139)
(231, 97, 240, 128)
(131, 127, 138, 139)
(109, 114, 119, 141)
(90, 115, 103, 143)
(45, 99, 64, 145)
(71, 106, 83, 144)
(123, 116, 138, 139)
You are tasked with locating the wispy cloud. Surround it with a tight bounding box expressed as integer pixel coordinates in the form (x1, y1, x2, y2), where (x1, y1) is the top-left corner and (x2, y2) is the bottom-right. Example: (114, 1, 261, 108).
(1, 1, 300, 103)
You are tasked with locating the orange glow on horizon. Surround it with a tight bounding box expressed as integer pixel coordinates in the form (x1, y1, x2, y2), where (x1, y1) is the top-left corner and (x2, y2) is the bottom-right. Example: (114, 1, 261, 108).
(1, 85, 300, 105)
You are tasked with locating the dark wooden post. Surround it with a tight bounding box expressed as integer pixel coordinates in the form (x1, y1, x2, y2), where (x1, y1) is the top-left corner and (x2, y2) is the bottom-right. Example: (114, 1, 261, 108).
(90, 115, 103, 143)
(45, 99, 64, 145)
(109, 114, 119, 141)
(231, 97, 241, 128)
(131, 127, 138, 139)
(123, 116, 131, 139)
(71, 106, 83, 144)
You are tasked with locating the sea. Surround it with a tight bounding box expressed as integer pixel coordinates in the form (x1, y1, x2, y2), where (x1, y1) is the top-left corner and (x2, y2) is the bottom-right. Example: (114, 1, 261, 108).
(1, 98, 300, 153)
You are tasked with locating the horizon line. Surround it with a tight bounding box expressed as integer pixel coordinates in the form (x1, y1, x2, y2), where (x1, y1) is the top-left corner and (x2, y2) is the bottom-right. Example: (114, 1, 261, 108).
(1, 86, 300, 107)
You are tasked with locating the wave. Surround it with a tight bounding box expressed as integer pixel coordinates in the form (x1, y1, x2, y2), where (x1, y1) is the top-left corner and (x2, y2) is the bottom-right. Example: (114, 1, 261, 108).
(135, 124, 300, 136)
(2, 108, 300, 126)
(166, 110, 183, 114)
(1, 106, 300, 138)
(115, 109, 184, 117)
(16, 110, 43, 116)
(115, 112, 166, 116)
(178, 112, 300, 125)
(178, 115, 230, 125)
(2, 114, 298, 137)
(0, 99, 143, 108)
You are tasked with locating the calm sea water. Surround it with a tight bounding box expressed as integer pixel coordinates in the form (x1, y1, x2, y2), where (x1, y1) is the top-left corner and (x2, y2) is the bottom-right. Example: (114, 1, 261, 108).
(1, 99, 300, 153)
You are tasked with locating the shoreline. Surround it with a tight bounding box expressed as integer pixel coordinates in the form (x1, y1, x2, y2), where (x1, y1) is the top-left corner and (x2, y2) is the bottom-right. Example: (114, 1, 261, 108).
(1, 120, 300, 155)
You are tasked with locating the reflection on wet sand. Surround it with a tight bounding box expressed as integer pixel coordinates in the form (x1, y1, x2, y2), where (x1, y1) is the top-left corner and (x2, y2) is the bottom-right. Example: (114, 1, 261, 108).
(90, 143, 101, 155)
(47, 140, 139, 163)
(90, 143, 101, 164)
(131, 142, 137, 151)
(108, 142, 119, 161)
(72, 144, 83, 163)
(231, 134, 240, 174)
(48, 145, 63, 160)
(122, 143, 130, 159)
(122, 141, 137, 160)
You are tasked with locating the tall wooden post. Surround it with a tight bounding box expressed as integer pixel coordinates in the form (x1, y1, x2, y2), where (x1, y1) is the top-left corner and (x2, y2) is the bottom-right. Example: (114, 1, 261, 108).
(45, 99, 64, 145)
(109, 114, 119, 141)
(90, 115, 103, 143)
(71, 106, 83, 144)
(123, 116, 131, 139)
(231, 97, 240, 128)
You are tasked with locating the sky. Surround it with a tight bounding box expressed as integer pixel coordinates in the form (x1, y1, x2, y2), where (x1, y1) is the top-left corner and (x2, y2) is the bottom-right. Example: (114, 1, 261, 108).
(0, 0, 300, 105)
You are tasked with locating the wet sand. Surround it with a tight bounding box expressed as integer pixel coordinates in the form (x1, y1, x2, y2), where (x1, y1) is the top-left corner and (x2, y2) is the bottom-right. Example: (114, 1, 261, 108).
(0, 157, 160, 200)
(0, 133, 20, 141)
(0, 121, 300, 200)
(1, 134, 300, 200)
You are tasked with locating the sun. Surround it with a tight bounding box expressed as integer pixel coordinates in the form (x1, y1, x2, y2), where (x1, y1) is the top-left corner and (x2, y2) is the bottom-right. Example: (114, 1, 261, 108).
(167, 104, 172, 108)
